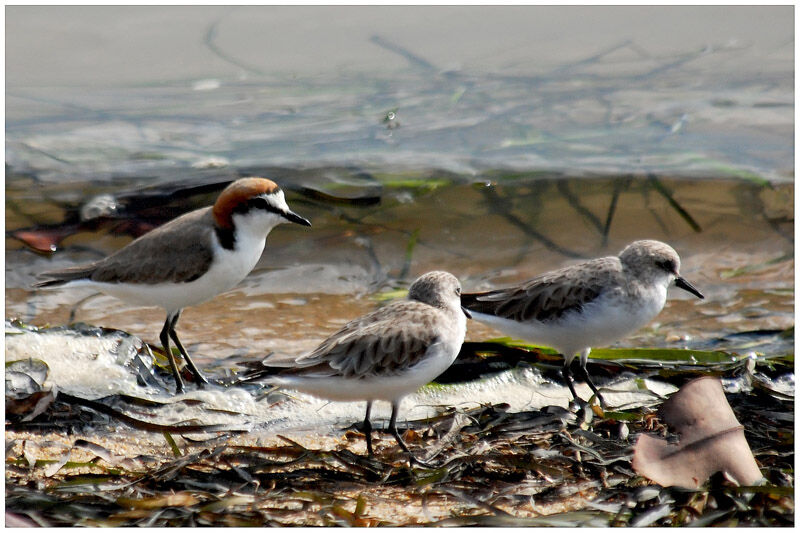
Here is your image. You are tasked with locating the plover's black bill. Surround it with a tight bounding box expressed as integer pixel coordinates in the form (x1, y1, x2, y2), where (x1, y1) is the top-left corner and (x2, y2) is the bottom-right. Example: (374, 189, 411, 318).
(284, 210, 312, 227)
(675, 276, 703, 299)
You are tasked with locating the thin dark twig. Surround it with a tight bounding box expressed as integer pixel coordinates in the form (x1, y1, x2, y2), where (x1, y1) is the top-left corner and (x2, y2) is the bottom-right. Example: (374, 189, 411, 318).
(602, 177, 632, 245)
(550, 39, 636, 76)
(203, 9, 266, 75)
(480, 185, 585, 259)
(57, 393, 235, 434)
(369, 35, 439, 73)
(556, 181, 604, 233)
(647, 174, 702, 232)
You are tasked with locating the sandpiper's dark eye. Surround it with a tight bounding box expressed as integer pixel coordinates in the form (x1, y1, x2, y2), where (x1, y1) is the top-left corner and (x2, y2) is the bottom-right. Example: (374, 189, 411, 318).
(455, 287, 461, 296)
(656, 259, 676, 273)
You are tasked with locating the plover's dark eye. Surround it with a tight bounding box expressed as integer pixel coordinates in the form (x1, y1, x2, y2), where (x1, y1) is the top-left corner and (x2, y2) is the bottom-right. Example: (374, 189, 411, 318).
(250, 197, 268, 210)
(233, 196, 269, 215)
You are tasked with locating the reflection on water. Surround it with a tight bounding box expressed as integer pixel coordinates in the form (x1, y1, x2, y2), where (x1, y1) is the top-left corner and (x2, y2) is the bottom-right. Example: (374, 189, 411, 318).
(6, 170, 793, 362)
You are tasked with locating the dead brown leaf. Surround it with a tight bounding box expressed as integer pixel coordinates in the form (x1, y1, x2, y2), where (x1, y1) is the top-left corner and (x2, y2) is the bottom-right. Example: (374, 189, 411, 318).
(632, 376, 763, 488)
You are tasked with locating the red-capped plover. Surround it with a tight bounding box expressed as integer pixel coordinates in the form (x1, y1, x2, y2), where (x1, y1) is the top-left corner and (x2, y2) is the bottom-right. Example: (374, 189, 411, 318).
(35, 177, 311, 394)
(252, 271, 470, 465)
(461, 240, 704, 407)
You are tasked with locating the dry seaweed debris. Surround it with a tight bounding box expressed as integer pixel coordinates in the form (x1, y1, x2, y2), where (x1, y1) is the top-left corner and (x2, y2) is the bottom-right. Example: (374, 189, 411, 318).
(6, 388, 793, 526)
(5, 333, 794, 526)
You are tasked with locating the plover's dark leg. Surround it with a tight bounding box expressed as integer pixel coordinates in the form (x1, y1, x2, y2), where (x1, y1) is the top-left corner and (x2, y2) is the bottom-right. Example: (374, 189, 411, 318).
(167, 310, 210, 387)
(160, 315, 185, 394)
(388, 401, 433, 468)
(362, 400, 374, 457)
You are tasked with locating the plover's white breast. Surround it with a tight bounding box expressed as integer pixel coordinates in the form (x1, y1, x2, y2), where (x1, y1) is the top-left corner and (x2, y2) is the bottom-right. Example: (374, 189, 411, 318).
(68, 215, 269, 314)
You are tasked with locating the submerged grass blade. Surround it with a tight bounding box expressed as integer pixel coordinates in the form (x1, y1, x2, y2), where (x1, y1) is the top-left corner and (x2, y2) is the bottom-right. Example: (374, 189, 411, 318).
(588, 347, 737, 364)
(163, 432, 182, 458)
(481, 337, 741, 365)
(117, 492, 199, 510)
(399, 228, 420, 280)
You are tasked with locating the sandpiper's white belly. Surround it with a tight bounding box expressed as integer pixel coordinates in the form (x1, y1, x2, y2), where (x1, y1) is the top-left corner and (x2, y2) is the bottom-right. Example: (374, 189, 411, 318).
(271, 340, 460, 403)
(472, 286, 667, 357)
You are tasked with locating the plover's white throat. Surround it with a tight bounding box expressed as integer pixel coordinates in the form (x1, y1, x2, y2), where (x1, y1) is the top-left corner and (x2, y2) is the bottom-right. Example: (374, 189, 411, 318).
(251, 271, 470, 465)
(461, 240, 704, 406)
(35, 177, 311, 394)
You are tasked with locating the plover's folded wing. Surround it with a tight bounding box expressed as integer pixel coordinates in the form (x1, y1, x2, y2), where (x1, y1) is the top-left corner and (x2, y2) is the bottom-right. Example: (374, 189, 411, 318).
(291, 302, 442, 379)
(38, 208, 216, 286)
(462, 257, 621, 323)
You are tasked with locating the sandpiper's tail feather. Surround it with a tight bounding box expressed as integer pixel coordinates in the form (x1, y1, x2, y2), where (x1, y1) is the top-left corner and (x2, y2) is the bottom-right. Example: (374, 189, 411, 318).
(460, 290, 506, 316)
(237, 363, 297, 384)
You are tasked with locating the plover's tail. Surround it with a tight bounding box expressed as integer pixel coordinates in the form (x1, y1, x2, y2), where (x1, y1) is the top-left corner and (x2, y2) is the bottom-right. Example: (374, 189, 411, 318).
(33, 264, 98, 289)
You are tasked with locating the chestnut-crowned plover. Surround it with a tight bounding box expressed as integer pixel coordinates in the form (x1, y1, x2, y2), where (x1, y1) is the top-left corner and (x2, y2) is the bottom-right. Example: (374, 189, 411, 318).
(251, 271, 470, 465)
(461, 240, 704, 407)
(35, 177, 311, 394)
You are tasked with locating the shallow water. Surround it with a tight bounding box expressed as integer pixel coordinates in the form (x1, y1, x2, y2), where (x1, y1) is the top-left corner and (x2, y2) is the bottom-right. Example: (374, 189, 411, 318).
(7, 173, 794, 361)
(7, 7, 794, 179)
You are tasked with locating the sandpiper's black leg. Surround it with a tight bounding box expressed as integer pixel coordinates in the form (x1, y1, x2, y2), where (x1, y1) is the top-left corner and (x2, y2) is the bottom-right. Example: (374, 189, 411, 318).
(578, 362, 607, 408)
(561, 361, 581, 405)
(362, 401, 374, 457)
(388, 402, 433, 468)
(160, 314, 185, 394)
(168, 310, 209, 387)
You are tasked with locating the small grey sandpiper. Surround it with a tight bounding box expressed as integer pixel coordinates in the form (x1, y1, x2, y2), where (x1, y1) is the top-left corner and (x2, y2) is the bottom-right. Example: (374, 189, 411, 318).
(461, 240, 703, 407)
(250, 271, 470, 466)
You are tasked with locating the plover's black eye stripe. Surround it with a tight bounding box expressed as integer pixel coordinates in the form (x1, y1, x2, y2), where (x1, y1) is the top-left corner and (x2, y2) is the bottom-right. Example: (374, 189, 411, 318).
(232, 195, 285, 217)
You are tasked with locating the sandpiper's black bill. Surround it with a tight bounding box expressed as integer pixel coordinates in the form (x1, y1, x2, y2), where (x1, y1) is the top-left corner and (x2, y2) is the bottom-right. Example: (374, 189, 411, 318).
(462, 306, 472, 319)
(675, 276, 704, 299)
(284, 210, 312, 227)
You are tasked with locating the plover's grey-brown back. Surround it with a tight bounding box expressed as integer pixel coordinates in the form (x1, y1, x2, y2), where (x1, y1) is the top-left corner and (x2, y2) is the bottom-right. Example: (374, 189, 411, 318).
(252, 271, 470, 465)
(35, 177, 311, 394)
(462, 240, 703, 406)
